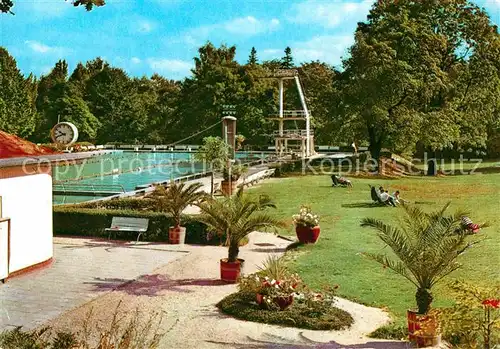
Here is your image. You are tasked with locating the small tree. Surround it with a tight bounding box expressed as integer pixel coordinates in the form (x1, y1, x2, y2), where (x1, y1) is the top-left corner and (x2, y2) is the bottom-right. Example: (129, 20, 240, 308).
(195, 136, 229, 196)
(150, 182, 207, 228)
(247, 47, 258, 65)
(281, 47, 294, 69)
(361, 203, 484, 314)
(198, 188, 285, 262)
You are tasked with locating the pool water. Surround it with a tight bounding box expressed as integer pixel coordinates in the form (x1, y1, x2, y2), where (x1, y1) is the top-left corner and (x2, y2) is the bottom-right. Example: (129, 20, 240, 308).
(52, 151, 268, 205)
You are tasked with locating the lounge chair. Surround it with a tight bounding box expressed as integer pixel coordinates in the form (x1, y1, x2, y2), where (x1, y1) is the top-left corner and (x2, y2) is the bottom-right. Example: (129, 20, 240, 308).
(369, 185, 393, 206)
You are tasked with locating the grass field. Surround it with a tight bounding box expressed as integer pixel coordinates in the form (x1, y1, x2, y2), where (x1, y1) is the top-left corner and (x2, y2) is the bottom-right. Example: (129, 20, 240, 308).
(247, 173, 500, 326)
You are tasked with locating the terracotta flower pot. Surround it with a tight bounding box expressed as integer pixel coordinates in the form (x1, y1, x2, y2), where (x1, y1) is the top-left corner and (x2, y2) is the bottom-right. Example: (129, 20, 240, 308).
(295, 225, 321, 244)
(407, 310, 441, 348)
(221, 180, 238, 195)
(220, 258, 244, 283)
(169, 226, 186, 244)
(256, 293, 294, 310)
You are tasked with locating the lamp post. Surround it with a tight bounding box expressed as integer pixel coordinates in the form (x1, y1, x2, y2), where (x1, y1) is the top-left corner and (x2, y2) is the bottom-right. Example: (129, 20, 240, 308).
(222, 105, 237, 195)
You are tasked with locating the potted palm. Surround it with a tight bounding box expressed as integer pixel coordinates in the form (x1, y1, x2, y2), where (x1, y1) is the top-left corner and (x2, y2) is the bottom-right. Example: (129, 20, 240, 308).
(150, 181, 207, 244)
(361, 203, 484, 348)
(198, 188, 285, 283)
(293, 205, 320, 244)
(221, 164, 247, 196)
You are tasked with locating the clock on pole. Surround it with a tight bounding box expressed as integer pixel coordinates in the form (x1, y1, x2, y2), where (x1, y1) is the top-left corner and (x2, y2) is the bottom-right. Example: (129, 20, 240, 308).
(50, 122, 79, 146)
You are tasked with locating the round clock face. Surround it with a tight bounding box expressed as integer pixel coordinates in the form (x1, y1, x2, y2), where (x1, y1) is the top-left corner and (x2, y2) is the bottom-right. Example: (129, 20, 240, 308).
(51, 122, 79, 146)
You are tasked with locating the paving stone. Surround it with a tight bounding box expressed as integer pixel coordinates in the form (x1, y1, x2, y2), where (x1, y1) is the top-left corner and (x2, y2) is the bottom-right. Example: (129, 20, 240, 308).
(0, 239, 185, 330)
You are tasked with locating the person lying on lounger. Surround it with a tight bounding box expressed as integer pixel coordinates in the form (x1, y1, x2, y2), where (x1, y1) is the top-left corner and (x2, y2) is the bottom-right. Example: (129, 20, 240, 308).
(331, 174, 352, 187)
(380, 189, 397, 207)
(460, 216, 480, 234)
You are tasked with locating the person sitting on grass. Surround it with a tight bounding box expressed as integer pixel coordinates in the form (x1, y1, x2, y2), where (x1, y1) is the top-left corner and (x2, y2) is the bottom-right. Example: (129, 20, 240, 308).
(391, 190, 407, 205)
(380, 189, 396, 207)
(460, 216, 480, 234)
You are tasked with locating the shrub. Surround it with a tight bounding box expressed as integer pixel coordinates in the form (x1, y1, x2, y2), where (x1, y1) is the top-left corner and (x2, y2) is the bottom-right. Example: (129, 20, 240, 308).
(0, 302, 165, 349)
(440, 280, 500, 348)
(369, 323, 408, 340)
(53, 207, 214, 245)
(217, 291, 353, 330)
(76, 198, 156, 211)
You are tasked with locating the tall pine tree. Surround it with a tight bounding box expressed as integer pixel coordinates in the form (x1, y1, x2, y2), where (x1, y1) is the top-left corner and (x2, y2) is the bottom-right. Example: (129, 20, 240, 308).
(0, 47, 37, 137)
(247, 47, 258, 65)
(281, 47, 294, 69)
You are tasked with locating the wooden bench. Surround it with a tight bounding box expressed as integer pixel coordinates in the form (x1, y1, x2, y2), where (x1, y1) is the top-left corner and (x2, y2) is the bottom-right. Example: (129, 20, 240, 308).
(105, 217, 149, 242)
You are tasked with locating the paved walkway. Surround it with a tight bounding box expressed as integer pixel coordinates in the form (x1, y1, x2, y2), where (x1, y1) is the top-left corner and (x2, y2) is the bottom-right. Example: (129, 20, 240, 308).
(43, 233, 414, 349)
(0, 238, 186, 330)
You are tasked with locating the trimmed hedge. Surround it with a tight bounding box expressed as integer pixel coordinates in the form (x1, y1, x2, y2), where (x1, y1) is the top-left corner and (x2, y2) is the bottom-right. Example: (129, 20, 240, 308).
(53, 207, 218, 245)
(76, 198, 156, 211)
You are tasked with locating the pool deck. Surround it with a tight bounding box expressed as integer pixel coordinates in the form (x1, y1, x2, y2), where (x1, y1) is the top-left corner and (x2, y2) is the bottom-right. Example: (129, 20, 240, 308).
(0, 238, 187, 331)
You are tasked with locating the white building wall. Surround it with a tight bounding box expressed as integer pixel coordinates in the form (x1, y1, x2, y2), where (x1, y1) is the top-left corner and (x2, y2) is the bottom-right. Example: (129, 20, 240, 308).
(0, 173, 53, 273)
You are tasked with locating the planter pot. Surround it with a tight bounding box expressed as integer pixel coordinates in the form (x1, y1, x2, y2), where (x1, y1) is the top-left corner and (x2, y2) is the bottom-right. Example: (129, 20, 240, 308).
(220, 258, 244, 283)
(407, 310, 441, 348)
(169, 226, 186, 244)
(221, 180, 238, 196)
(256, 293, 294, 310)
(295, 225, 321, 244)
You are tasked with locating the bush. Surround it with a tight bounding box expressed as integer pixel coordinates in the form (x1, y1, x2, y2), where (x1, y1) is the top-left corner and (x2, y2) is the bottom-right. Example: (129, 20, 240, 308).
(369, 323, 407, 340)
(53, 207, 216, 244)
(217, 291, 353, 330)
(76, 198, 156, 211)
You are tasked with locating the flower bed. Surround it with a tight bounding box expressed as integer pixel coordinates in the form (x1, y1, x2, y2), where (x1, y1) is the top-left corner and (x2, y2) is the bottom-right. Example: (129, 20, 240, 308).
(217, 291, 353, 330)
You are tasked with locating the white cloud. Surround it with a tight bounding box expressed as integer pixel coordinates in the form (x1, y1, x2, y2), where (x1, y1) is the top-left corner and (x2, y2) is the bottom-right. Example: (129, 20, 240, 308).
(222, 16, 280, 35)
(147, 58, 192, 77)
(170, 15, 280, 46)
(261, 35, 354, 67)
(289, 0, 372, 28)
(131, 57, 142, 64)
(25, 41, 66, 55)
(136, 20, 157, 33)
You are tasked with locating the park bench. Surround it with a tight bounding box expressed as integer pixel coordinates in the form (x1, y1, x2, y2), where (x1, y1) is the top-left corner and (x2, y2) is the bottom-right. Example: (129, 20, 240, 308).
(105, 217, 149, 242)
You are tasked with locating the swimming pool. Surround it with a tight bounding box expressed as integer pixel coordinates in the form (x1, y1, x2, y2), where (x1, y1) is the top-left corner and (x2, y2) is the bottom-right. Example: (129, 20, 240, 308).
(52, 151, 268, 205)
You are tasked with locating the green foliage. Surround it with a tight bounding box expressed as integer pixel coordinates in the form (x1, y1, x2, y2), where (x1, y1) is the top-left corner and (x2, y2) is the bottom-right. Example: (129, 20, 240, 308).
(53, 206, 213, 244)
(222, 163, 247, 181)
(1, 0, 104, 14)
(195, 136, 229, 171)
(369, 323, 407, 340)
(198, 188, 285, 262)
(217, 291, 354, 330)
(247, 47, 258, 65)
(0, 301, 163, 349)
(440, 280, 500, 348)
(333, 0, 500, 161)
(281, 47, 294, 69)
(361, 203, 484, 314)
(149, 182, 207, 226)
(0, 48, 37, 137)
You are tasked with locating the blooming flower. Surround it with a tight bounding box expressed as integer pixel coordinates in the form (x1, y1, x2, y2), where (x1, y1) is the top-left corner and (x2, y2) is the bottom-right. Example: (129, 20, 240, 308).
(482, 299, 500, 308)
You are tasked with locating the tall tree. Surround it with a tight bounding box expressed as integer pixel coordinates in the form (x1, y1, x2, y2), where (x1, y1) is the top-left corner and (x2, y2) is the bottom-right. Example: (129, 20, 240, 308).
(247, 47, 258, 65)
(333, 0, 499, 164)
(281, 47, 294, 69)
(175, 42, 245, 143)
(0, 47, 37, 137)
(33, 60, 69, 142)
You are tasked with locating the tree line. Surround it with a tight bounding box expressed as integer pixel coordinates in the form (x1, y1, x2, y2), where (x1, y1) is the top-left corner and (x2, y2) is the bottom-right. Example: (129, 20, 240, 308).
(1, 0, 500, 159)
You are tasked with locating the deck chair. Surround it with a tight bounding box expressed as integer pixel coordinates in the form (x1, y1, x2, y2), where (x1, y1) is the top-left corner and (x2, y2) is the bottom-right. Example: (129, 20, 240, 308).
(369, 185, 392, 206)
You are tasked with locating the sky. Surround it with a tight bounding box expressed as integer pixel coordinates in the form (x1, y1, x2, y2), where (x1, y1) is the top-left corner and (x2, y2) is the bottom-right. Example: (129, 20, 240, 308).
(1, 0, 500, 80)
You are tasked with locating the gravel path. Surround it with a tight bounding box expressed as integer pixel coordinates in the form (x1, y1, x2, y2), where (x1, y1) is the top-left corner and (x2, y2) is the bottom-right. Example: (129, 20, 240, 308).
(44, 232, 414, 348)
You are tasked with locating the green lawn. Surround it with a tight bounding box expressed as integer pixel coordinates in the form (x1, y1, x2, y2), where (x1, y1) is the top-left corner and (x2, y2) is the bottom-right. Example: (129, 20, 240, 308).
(247, 173, 500, 325)
(413, 159, 500, 171)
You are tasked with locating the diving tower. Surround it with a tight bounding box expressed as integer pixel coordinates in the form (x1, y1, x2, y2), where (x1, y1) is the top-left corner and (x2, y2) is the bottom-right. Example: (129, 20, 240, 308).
(268, 69, 314, 158)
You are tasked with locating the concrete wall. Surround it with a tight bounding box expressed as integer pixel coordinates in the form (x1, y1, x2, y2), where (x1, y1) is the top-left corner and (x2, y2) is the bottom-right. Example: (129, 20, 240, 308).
(0, 173, 53, 273)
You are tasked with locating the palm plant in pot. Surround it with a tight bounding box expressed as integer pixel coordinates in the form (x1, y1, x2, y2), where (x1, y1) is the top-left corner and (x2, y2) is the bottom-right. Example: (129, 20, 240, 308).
(150, 181, 207, 244)
(361, 203, 485, 348)
(221, 164, 247, 196)
(293, 205, 320, 244)
(198, 188, 285, 283)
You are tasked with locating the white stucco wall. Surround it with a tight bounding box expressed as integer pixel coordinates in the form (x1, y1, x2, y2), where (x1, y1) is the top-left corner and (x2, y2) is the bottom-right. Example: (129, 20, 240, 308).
(0, 173, 53, 273)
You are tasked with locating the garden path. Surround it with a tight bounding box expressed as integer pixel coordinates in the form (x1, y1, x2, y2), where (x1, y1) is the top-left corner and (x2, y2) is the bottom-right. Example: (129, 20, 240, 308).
(40, 232, 430, 348)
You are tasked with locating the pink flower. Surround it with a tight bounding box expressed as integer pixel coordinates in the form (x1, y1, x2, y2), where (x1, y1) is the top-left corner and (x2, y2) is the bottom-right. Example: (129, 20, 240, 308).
(482, 299, 500, 309)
